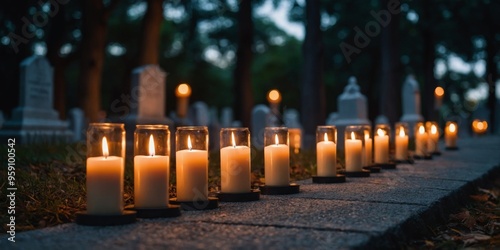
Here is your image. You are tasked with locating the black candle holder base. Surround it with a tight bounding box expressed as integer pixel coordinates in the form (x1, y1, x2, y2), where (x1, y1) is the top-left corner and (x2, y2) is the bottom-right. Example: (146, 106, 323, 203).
(169, 197, 219, 211)
(395, 158, 414, 164)
(363, 165, 381, 173)
(432, 151, 442, 156)
(75, 210, 136, 226)
(445, 146, 459, 151)
(376, 162, 397, 169)
(259, 183, 300, 195)
(126, 205, 181, 218)
(413, 155, 433, 160)
(312, 174, 346, 183)
(340, 170, 370, 177)
(216, 190, 260, 202)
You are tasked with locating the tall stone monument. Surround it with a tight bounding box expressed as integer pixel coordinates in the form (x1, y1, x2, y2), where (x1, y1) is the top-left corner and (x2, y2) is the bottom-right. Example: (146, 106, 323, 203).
(400, 74, 424, 136)
(0, 56, 72, 144)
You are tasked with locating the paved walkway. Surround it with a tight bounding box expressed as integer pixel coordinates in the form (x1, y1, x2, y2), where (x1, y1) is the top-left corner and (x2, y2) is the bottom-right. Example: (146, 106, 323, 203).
(3, 136, 500, 249)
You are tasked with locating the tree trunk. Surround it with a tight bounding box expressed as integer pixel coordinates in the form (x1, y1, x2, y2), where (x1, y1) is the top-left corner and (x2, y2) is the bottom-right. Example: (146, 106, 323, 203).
(137, 0, 164, 66)
(301, 0, 325, 139)
(421, 0, 436, 121)
(233, 0, 254, 127)
(79, 0, 109, 122)
(379, 0, 401, 124)
(484, 3, 498, 134)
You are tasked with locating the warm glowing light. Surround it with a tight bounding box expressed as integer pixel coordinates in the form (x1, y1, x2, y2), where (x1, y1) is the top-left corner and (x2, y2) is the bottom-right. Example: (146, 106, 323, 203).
(187, 135, 192, 150)
(472, 119, 488, 134)
(149, 134, 155, 156)
(431, 124, 437, 135)
(231, 132, 236, 147)
(449, 123, 456, 133)
(274, 134, 279, 145)
(399, 127, 405, 137)
(419, 126, 425, 134)
(267, 89, 282, 103)
(364, 131, 370, 140)
(377, 129, 385, 137)
(102, 136, 109, 158)
(434, 86, 444, 97)
(350, 132, 356, 140)
(176, 83, 191, 97)
(324, 133, 328, 142)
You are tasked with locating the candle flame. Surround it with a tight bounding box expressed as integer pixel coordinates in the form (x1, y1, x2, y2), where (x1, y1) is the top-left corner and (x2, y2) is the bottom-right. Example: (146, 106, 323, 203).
(434, 86, 444, 97)
(176, 83, 191, 97)
(477, 122, 484, 130)
(231, 132, 236, 147)
(364, 131, 370, 140)
(274, 134, 279, 145)
(419, 125, 425, 134)
(399, 127, 405, 137)
(102, 136, 109, 158)
(187, 135, 192, 150)
(449, 123, 456, 133)
(149, 134, 155, 156)
(324, 133, 328, 142)
(431, 124, 437, 134)
(350, 132, 355, 140)
(376, 128, 385, 137)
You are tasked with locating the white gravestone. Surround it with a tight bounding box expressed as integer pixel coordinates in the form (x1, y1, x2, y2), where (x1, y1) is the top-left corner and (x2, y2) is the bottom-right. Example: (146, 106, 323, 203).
(251, 105, 271, 149)
(189, 101, 210, 126)
(400, 75, 424, 136)
(68, 108, 85, 142)
(0, 56, 72, 144)
(221, 107, 233, 128)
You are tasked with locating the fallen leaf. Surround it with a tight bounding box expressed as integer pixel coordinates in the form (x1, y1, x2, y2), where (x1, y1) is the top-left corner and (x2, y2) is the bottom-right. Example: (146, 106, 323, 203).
(470, 194, 490, 202)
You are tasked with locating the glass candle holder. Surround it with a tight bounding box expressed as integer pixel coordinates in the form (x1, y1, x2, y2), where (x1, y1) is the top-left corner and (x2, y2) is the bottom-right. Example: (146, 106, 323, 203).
(426, 121, 440, 153)
(345, 126, 364, 172)
(316, 126, 337, 177)
(86, 123, 125, 215)
(414, 122, 428, 157)
(395, 122, 409, 161)
(289, 128, 302, 154)
(134, 125, 170, 209)
(264, 127, 290, 186)
(220, 128, 251, 193)
(374, 124, 390, 164)
(175, 126, 209, 202)
(445, 121, 458, 148)
(362, 125, 373, 167)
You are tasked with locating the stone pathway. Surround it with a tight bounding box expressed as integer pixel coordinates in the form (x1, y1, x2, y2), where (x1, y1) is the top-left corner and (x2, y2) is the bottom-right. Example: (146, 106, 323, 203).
(2, 136, 500, 249)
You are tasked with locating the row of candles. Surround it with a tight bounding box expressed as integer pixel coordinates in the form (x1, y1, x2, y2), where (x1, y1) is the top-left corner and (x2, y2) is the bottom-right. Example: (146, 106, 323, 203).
(84, 121, 458, 216)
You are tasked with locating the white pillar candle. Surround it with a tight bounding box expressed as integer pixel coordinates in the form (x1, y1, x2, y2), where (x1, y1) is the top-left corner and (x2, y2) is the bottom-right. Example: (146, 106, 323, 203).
(395, 128, 409, 160)
(374, 129, 389, 164)
(134, 135, 170, 208)
(362, 134, 372, 166)
(176, 135, 208, 201)
(86, 137, 124, 215)
(317, 133, 337, 176)
(220, 132, 251, 193)
(427, 124, 439, 152)
(445, 123, 457, 147)
(345, 132, 362, 171)
(415, 125, 428, 156)
(264, 134, 290, 186)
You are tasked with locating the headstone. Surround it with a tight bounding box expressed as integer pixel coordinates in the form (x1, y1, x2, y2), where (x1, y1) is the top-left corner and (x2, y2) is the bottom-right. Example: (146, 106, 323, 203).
(283, 109, 302, 129)
(332, 77, 371, 151)
(251, 105, 271, 149)
(400, 74, 424, 135)
(68, 108, 85, 142)
(326, 112, 338, 125)
(375, 115, 389, 125)
(221, 107, 233, 128)
(0, 56, 72, 144)
(189, 101, 210, 126)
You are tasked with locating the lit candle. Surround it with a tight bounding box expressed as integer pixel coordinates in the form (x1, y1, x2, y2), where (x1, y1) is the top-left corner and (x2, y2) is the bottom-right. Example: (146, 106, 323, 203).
(362, 133, 373, 167)
(176, 135, 208, 201)
(345, 132, 362, 172)
(264, 134, 290, 186)
(86, 136, 124, 215)
(427, 124, 439, 153)
(395, 127, 409, 160)
(415, 125, 428, 156)
(374, 128, 389, 164)
(317, 133, 337, 176)
(134, 135, 170, 208)
(175, 83, 191, 118)
(445, 123, 457, 148)
(220, 132, 251, 193)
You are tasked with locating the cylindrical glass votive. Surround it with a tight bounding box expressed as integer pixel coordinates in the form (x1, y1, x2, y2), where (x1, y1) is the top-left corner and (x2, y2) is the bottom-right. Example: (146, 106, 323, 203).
(414, 122, 428, 157)
(374, 124, 390, 164)
(86, 123, 125, 215)
(426, 121, 440, 153)
(220, 128, 251, 193)
(362, 125, 373, 167)
(264, 127, 290, 186)
(345, 126, 364, 172)
(395, 122, 409, 161)
(445, 121, 458, 148)
(176, 126, 209, 202)
(134, 125, 170, 209)
(316, 126, 337, 177)
(289, 128, 302, 154)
